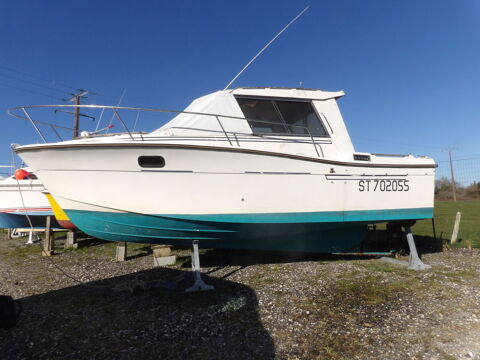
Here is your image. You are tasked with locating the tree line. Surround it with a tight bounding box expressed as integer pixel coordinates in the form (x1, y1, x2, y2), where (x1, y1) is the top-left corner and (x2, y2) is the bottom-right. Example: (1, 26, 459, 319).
(435, 177, 480, 200)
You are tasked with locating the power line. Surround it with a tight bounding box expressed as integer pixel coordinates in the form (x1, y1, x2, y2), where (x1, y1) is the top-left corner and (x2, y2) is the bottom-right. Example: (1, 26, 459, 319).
(0, 81, 65, 101)
(0, 64, 79, 92)
(0, 76, 143, 107)
(437, 157, 480, 163)
(0, 64, 147, 104)
(0, 72, 69, 95)
(90, 92, 152, 105)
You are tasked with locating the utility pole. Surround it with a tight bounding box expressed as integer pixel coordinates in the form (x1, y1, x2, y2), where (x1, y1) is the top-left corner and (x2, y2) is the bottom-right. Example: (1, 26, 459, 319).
(69, 90, 89, 138)
(448, 150, 457, 202)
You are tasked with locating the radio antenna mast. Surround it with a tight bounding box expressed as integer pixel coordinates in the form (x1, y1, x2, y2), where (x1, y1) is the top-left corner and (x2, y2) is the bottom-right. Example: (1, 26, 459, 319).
(223, 5, 310, 90)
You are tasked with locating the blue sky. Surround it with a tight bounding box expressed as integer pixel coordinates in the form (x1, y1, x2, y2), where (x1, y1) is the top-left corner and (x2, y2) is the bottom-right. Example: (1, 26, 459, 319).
(0, 0, 479, 180)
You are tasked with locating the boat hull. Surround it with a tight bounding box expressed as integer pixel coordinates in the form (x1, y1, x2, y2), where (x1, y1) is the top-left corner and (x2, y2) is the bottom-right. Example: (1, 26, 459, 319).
(44, 192, 77, 230)
(17, 143, 435, 251)
(65, 207, 432, 252)
(0, 211, 52, 228)
(0, 179, 55, 229)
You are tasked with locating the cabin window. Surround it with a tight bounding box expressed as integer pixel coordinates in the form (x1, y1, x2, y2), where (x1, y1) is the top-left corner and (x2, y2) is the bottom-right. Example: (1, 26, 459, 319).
(353, 154, 371, 161)
(138, 156, 165, 168)
(236, 97, 328, 137)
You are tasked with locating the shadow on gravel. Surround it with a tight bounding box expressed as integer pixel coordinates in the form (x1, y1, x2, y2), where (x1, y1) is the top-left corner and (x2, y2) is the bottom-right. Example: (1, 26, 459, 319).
(180, 226, 445, 270)
(0, 268, 274, 360)
(75, 237, 110, 248)
(365, 229, 444, 255)
(181, 248, 385, 270)
(411, 234, 444, 254)
(126, 245, 154, 261)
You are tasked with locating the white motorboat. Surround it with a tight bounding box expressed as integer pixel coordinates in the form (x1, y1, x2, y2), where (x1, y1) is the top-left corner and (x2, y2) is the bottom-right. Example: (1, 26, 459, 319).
(10, 87, 436, 252)
(0, 168, 54, 228)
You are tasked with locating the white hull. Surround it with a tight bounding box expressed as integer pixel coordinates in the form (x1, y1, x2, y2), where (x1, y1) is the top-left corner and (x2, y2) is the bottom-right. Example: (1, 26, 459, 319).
(19, 144, 434, 217)
(0, 176, 52, 228)
(0, 177, 49, 213)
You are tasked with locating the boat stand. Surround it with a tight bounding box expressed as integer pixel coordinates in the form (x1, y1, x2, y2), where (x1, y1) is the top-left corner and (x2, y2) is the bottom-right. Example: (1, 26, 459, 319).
(380, 225, 431, 270)
(25, 230, 40, 245)
(404, 226, 431, 270)
(186, 240, 214, 292)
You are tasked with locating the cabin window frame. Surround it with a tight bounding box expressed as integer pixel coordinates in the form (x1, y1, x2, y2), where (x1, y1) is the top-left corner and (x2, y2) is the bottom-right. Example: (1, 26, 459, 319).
(235, 95, 331, 138)
(353, 154, 371, 161)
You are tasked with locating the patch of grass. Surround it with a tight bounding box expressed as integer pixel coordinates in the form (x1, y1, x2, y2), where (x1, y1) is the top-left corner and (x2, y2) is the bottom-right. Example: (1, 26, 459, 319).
(0, 238, 42, 258)
(289, 266, 469, 359)
(247, 267, 284, 290)
(440, 354, 457, 360)
(432, 267, 480, 286)
(335, 274, 407, 305)
(414, 200, 480, 248)
(359, 261, 412, 275)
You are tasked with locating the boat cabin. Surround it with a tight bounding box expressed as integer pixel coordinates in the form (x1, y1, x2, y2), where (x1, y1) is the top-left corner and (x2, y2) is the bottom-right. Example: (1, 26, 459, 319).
(153, 87, 356, 158)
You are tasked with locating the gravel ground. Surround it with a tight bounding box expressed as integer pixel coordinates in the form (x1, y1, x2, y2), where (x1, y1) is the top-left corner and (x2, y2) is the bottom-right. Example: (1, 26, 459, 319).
(0, 234, 479, 360)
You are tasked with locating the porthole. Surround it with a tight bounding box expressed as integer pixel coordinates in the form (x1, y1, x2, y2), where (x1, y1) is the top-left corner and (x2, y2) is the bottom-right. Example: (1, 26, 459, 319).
(138, 156, 165, 168)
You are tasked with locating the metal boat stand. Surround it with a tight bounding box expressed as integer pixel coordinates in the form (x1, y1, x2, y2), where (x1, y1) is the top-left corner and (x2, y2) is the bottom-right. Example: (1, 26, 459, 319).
(186, 240, 214, 292)
(380, 225, 431, 270)
(404, 225, 431, 270)
(25, 230, 40, 245)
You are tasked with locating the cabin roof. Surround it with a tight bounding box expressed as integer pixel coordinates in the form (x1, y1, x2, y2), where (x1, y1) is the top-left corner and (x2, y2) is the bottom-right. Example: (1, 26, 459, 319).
(230, 87, 345, 101)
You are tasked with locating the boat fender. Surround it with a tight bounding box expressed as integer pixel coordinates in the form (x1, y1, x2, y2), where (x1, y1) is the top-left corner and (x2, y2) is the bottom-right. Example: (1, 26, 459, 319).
(0, 295, 22, 330)
(14, 169, 28, 180)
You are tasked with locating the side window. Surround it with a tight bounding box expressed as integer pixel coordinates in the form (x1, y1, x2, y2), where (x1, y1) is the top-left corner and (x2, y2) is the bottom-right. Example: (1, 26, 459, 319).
(236, 97, 328, 136)
(275, 100, 327, 136)
(236, 98, 287, 134)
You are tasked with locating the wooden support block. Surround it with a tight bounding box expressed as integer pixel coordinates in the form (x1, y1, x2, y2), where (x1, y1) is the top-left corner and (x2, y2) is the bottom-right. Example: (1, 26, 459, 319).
(64, 231, 78, 249)
(151, 244, 172, 258)
(42, 216, 53, 256)
(153, 255, 176, 267)
(116, 242, 127, 262)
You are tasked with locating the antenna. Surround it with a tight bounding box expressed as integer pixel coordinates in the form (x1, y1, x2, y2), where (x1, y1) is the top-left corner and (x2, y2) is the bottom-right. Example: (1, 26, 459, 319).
(223, 5, 310, 90)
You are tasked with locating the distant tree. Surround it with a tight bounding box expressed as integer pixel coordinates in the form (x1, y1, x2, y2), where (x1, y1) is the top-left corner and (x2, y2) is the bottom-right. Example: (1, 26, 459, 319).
(434, 177, 464, 200)
(435, 177, 453, 200)
(434, 177, 480, 200)
(465, 181, 480, 199)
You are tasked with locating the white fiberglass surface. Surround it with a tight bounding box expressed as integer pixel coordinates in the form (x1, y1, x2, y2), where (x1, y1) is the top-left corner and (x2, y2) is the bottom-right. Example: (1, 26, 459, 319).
(17, 146, 434, 217)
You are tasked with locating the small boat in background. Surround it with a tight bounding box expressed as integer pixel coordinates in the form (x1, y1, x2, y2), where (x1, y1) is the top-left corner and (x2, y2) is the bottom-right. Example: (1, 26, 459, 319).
(0, 168, 58, 229)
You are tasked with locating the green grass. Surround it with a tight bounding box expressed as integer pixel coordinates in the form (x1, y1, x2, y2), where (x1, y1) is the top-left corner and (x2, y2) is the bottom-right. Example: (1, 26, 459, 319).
(413, 200, 480, 248)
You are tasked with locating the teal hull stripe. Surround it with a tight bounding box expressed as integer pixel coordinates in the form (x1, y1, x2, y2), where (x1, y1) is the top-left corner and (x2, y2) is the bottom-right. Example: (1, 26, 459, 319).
(66, 207, 433, 225)
(167, 207, 434, 223)
(103, 217, 236, 233)
(80, 226, 218, 240)
(64, 207, 432, 252)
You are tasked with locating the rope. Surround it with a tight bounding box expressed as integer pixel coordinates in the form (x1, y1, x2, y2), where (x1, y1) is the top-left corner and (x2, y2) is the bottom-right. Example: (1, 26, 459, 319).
(12, 165, 185, 292)
(15, 176, 111, 289)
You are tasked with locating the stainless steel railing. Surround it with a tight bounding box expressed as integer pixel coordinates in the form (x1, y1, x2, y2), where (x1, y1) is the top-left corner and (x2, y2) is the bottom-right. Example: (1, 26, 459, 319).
(7, 104, 324, 157)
